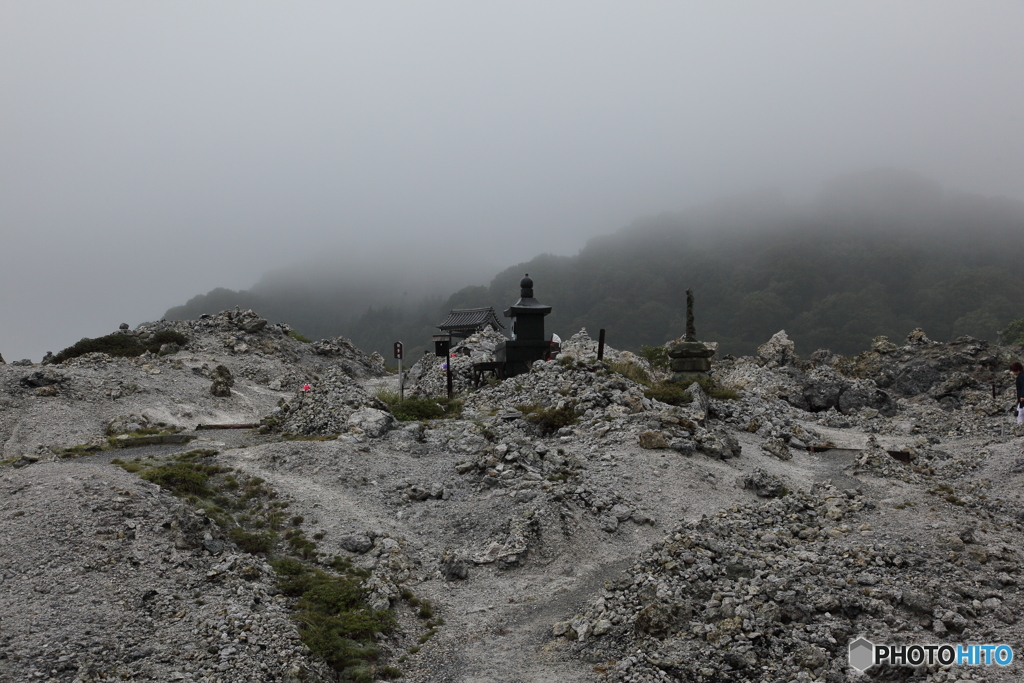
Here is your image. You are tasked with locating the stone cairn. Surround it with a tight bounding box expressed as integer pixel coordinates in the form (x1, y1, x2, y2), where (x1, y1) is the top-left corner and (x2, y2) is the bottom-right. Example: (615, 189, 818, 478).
(210, 364, 234, 397)
(668, 289, 715, 384)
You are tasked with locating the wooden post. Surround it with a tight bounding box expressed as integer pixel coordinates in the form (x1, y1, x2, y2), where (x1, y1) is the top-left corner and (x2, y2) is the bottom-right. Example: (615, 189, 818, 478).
(394, 342, 404, 401)
(446, 353, 453, 399)
(597, 328, 606, 361)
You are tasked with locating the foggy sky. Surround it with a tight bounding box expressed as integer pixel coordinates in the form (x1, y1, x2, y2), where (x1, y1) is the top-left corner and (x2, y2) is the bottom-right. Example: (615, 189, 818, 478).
(3, 2, 1023, 361)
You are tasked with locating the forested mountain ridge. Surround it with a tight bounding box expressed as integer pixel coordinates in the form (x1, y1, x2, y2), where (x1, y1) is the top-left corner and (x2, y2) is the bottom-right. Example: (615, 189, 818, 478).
(166, 170, 1024, 360)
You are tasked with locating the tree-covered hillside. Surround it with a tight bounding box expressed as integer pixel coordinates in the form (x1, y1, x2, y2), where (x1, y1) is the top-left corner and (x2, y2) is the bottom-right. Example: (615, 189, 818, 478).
(167, 170, 1024, 360)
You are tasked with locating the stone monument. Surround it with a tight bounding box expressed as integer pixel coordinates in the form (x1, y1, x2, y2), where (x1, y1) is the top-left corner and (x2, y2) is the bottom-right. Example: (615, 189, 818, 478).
(668, 289, 715, 384)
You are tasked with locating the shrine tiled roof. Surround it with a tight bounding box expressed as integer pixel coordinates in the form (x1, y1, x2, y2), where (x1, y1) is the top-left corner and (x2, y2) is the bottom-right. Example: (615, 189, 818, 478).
(437, 307, 505, 332)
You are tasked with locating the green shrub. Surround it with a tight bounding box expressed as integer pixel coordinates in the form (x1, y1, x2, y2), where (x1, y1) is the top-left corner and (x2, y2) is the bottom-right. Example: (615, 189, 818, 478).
(146, 329, 188, 351)
(229, 527, 276, 554)
(697, 377, 739, 401)
(288, 330, 313, 343)
(525, 404, 578, 435)
(141, 462, 211, 496)
(639, 345, 670, 371)
(609, 361, 651, 386)
(643, 382, 692, 406)
(379, 394, 463, 421)
(53, 329, 189, 363)
(53, 334, 147, 363)
(270, 559, 394, 676)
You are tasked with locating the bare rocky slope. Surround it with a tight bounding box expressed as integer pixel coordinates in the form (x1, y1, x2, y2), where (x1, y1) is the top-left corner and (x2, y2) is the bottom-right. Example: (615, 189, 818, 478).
(3, 312, 1024, 683)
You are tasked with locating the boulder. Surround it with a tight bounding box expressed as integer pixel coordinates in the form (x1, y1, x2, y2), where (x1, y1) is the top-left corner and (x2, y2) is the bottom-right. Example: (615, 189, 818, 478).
(441, 554, 469, 581)
(347, 408, 395, 438)
(340, 534, 374, 554)
(871, 335, 898, 354)
(210, 365, 234, 397)
(757, 330, 795, 368)
(638, 431, 670, 449)
(741, 468, 786, 498)
(760, 436, 792, 461)
(20, 370, 62, 387)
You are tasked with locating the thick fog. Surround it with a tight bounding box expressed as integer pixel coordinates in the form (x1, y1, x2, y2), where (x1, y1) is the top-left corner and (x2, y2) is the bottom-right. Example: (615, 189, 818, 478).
(2, 3, 1023, 361)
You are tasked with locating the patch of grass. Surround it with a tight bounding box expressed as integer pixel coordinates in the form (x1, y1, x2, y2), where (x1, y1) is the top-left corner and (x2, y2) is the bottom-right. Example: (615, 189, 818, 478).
(140, 461, 211, 496)
(697, 378, 739, 401)
(110, 458, 144, 473)
(229, 527, 276, 554)
(288, 330, 313, 343)
(524, 403, 578, 436)
(377, 391, 463, 421)
(114, 449, 401, 680)
(59, 443, 104, 458)
(643, 381, 692, 406)
(609, 361, 651, 386)
(639, 345, 670, 371)
(417, 629, 438, 644)
(270, 558, 395, 675)
(417, 599, 434, 620)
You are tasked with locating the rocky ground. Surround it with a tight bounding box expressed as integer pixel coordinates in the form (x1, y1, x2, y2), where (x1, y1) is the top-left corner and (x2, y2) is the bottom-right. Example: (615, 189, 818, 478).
(3, 314, 1024, 682)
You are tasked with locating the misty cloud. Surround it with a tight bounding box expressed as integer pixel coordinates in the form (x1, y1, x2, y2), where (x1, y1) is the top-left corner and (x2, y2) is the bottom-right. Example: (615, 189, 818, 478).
(2, 3, 1023, 360)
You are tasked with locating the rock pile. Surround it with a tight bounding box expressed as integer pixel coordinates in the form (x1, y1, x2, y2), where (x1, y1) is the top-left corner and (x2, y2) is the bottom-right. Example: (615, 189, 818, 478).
(405, 326, 508, 398)
(0, 462, 332, 683)
(834, 331, 1015, 403)
(556, 482, 1021, 683)
(266, 367, 390, 437)
(210, 364, 234, 397)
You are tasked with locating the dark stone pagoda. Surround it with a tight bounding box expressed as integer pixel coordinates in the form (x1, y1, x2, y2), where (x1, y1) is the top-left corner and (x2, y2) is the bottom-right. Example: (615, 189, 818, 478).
(668, 288, 715, 384)
(495, 274, 552, 377)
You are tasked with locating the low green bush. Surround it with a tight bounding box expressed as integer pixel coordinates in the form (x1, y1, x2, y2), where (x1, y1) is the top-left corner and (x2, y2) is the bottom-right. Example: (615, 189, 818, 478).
(229, 527, 276, 554)
(609, 361, 651, 385)
(53, 329, 189, 363)
(54, 334, 146, 363)
(377, 391, 463, 421)
(140, 461, 211, 496)
(643, 382, 692, 406)
(270, 559, 394, 676)
(147, 329, 188, 349)
(116, 450, 403, 680)
(524, 403, 578, 435)
(639, 345, 670, 371)
(697, 377, 740, 401)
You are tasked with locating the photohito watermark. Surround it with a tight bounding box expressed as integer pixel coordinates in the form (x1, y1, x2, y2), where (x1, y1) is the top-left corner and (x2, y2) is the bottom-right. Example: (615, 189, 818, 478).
(849, 637, 1013, 671)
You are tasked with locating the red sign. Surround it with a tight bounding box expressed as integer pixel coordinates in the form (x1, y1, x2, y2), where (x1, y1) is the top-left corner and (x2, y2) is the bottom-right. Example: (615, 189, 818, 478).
(393, 342, 404, 360)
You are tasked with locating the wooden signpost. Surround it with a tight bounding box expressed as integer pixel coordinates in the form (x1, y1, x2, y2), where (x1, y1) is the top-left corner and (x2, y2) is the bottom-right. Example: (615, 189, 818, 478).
(394, 341, 404, 401)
